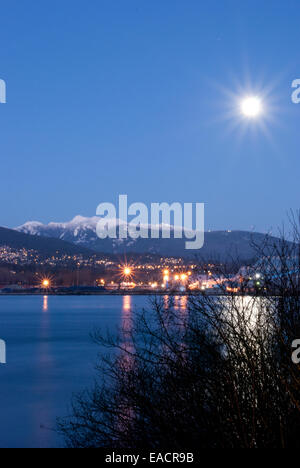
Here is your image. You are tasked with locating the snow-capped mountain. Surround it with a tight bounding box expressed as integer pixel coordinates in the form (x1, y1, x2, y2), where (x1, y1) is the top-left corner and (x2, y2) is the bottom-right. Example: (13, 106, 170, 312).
(16, 215, 275, 260)
(18, 216, 101, 245)
(17, 216, 137, 252)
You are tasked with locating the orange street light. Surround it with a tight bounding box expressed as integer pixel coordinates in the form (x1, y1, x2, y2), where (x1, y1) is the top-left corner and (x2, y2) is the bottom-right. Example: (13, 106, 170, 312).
(123, 267, 132, 277)
(42, 279, 50, 288)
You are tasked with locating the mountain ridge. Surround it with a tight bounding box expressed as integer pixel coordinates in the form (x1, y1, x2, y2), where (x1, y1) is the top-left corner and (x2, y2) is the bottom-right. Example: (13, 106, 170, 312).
(15, 216, 277, 261)
(0, 226, 98, 258)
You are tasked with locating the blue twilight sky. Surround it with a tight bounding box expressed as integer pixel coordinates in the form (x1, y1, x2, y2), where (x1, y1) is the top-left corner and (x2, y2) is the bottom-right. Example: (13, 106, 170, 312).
(0, 0, 300, 232)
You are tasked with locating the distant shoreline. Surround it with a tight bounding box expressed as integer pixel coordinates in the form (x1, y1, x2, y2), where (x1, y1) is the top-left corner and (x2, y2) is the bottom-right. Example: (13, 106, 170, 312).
(0, 290, 255, 297)
(0, 291, 198, 297)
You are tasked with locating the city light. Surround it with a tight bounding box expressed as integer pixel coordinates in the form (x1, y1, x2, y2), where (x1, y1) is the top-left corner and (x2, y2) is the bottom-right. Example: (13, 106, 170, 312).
(41, 279, 51, 289)
(123, 267, 132, 276)
(117, 263, 136, 285)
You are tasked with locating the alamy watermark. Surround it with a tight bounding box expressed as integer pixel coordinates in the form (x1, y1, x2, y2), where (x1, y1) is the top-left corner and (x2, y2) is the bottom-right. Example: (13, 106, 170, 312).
(291, 79, 300, 104)
(96, 195, 205, 250)
(292, 339, 300, 364)
(0, 79, 6, 104)
(0, 340, 6, 364)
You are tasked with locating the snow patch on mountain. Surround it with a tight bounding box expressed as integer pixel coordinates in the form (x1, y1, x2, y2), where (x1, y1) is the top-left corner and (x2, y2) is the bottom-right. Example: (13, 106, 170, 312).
(17, 221, 44, 236)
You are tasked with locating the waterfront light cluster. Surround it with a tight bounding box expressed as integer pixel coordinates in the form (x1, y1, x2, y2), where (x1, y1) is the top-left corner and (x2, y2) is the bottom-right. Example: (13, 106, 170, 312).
(0, 243, 239, 294)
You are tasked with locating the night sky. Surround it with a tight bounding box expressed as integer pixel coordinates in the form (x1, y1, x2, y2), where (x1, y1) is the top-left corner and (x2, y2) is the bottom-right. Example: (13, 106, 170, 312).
(0, 0, 299, 232)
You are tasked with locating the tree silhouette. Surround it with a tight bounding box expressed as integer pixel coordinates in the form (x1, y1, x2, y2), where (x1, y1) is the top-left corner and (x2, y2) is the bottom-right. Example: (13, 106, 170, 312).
(58, 217, 300, 448)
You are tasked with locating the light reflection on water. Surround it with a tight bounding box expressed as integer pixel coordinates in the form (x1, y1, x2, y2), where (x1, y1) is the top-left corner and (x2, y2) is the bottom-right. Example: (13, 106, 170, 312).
(35, 295, 53, 447)
(164, 295, 188, 312)
(43, 296, 48, 312)
(0, 294, 259, 448)
(219, 295, 269, 330)
(0, 295, 149, 448)
(121, 296, 134, 358)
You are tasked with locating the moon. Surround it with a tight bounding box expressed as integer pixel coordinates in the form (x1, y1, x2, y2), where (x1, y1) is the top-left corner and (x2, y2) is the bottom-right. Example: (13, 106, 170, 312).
(241, 97, 262, 118)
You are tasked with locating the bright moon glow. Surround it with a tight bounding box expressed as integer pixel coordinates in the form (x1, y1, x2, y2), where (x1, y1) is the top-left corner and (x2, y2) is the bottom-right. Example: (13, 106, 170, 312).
(241, 97, 262, 118)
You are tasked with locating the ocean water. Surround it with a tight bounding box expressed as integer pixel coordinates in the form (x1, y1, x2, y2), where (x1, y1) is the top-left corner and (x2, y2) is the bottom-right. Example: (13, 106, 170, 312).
(0, 295, 153, 448)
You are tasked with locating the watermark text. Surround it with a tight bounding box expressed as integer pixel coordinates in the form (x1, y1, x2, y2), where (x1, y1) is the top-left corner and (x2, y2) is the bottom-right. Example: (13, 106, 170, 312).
(0, 79, 6, 104)
(0, 340, 6, 364)
(291, 79, 300, 104)
(96, 196, 205, 250)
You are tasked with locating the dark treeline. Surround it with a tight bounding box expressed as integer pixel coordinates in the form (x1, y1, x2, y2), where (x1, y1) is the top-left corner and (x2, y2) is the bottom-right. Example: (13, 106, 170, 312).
(58, 218, 300, 448)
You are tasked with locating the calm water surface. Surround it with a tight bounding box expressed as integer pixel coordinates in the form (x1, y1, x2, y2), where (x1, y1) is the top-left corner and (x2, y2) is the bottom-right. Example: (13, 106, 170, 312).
(0, 295, 157, 448)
